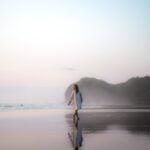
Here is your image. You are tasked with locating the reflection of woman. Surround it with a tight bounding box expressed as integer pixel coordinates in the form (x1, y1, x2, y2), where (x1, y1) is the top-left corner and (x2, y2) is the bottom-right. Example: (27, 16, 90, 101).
(68, 84, 82, 120)
(68, 119, 83, 150)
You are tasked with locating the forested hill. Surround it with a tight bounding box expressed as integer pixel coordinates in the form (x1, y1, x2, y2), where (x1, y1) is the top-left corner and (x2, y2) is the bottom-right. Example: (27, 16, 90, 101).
(65, 76, 150, 105)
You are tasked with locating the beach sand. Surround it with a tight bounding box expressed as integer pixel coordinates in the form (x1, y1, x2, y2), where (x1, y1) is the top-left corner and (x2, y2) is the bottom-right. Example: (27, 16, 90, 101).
(0, 109, 150, 150)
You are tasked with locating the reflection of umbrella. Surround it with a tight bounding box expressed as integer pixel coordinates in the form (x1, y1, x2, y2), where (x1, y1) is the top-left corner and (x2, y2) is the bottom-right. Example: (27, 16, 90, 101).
(68, 119, 83, 150)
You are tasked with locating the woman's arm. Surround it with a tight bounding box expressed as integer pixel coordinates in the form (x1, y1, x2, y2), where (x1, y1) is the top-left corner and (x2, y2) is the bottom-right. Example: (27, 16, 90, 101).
(68, 90, 74, 105)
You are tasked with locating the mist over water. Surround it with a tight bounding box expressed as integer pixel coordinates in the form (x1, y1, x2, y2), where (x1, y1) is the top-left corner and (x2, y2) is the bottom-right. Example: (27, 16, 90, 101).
(0, 86, 65, 104)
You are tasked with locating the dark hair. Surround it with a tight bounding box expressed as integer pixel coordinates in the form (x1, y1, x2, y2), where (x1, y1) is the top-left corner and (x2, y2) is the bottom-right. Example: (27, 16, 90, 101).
(73, 84, 79, 93)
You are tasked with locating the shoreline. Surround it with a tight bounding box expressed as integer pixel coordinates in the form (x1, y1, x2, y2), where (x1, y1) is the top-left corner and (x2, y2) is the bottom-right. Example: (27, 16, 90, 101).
(1, 108, 150, 114)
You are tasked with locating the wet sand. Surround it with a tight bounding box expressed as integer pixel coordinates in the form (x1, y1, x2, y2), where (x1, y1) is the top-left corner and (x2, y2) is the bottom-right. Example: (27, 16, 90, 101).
(0, 109, 150, 150)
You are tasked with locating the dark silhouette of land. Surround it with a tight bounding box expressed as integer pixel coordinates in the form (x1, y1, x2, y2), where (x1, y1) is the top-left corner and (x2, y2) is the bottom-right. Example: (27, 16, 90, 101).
(65, 76, 150, 106)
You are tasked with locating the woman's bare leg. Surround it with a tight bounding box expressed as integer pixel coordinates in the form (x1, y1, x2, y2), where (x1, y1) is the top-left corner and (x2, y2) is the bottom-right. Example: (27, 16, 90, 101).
(73, 111, 76, 120)
(73, 110, 79, 121)
(75, 110, 79, 120)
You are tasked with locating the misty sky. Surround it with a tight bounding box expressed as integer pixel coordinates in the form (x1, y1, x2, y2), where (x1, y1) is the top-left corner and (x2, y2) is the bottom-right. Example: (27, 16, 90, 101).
(0, 0, 150, 103)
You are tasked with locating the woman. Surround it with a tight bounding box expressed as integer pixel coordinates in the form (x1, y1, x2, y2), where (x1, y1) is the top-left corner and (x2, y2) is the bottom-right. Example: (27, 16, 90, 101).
(68, 84, 82, 120)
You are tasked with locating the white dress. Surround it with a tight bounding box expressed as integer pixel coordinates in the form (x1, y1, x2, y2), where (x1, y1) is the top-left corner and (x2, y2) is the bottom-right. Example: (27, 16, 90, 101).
(70, 90, 82, 111)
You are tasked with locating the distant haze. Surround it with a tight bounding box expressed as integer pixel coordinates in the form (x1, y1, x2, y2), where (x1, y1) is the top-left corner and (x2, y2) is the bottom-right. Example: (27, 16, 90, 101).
(0, 0, 150, 103)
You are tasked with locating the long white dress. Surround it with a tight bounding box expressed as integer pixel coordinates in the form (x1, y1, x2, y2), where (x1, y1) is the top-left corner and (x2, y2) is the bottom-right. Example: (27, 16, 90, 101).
(70, 90, 82, 111)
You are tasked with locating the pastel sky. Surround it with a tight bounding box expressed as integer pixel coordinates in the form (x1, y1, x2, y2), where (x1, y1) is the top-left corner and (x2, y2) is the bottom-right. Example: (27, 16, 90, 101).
(0, 0, 150, 103)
